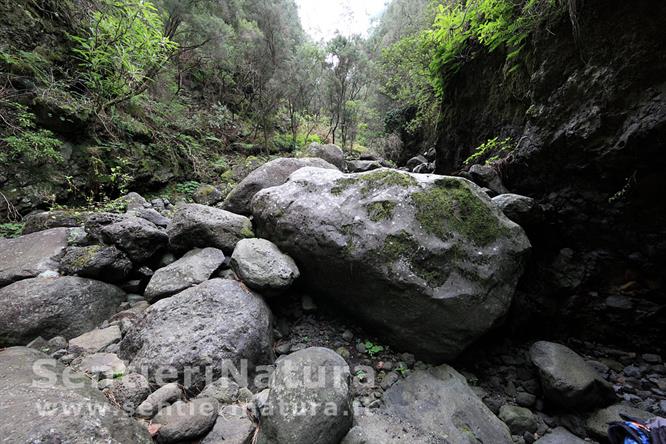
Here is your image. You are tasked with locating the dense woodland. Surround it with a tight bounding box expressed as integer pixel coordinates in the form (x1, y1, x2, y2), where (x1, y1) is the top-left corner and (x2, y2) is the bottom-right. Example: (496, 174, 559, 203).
(0, 0, 572, 221)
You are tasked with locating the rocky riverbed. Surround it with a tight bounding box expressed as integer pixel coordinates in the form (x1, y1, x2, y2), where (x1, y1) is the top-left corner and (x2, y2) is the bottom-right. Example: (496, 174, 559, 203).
(1, 153, 663, 443)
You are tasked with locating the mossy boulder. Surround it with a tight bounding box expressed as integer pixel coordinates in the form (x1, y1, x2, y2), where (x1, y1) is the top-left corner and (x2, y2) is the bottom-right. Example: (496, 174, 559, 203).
(251, 167, 530, 361)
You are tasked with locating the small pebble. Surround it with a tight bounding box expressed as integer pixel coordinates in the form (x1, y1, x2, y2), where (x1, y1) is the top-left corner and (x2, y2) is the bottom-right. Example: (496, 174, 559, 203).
(342, 330, 354, 342)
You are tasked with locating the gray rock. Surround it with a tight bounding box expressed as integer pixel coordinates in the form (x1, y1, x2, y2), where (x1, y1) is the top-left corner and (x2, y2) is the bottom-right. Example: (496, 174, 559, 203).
(120, 279, 273, 389)
(585, 403, 652, 440)
(413, 162, 436, 174)
(99, 216, 168, 263)
(144, 248, 225, 302)
(251, 168, 530, 360)
(22, 210, 90, 234)
(109, 373, 152, 414)
(120, 192, 150, 211)
(492, 193, 537, 225)
(153, 398, 219, 443)
(198, 377, 240, 404)
(499, 404, 538, 434)
(341, 411, 446, 444)
(136, 382, 184, 419)
(534, 427, 586, 444)
(129, 208, 171, 228)
(202, 404, 255, 444)
(230, 239, 300, 295)
(68, 325, 122, 354)
(516, 392, 537, 408)
(74, 352, 126, 379)
(529, 341, 617, 410)
(257, 347, 352, 444)
(193, 184, 225, 206)
(346, 160, 383, 173)
(0, 347, 151, 443)
(59, 244, 132, 283)
(469, 164, 509, 195)
(0, 276, 125, 346)
(84, 212, 126, 240)
(48, 335, 69, 351)
(384, 365, 512, 443)
(307, 143, 345, 169)
(642, 353, 662, 364)
(406, 155, 428, 171)
(223, 157, 338, 215)
(0, 227, 69, 287)
(168, 204, 254, 254)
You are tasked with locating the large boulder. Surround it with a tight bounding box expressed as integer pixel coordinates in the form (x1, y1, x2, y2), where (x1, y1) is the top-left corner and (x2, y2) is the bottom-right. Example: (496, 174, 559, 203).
(251, 168, 530, 360)
(223, 157, 338, 215)
(144, 248, 226, 302)
(306, 143, 345, 169)
(119, 279, 273, 389)
(22, 210, 90, 234)
(257, 347, 352, 444)
(0, 276, 125, 346)
(383, 365, 512, 443)
(529, 341, 617, 410)
(0, 347, 151, 443)
(0, 227, 69, 287)
(167, 204, 254, 254)
(59, 245, 133, 283)
(99, 216, 168, 263)
(230, 239, 300, 295)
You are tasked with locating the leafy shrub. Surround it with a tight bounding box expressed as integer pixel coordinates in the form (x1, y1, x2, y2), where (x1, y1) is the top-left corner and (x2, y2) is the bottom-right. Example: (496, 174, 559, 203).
(0, 104, 63, 164)
(429, 0, 564, 97)
(175, 181, 200, 196)
(0, 223, 24, 238)
(71, 0, 178, 110)
(464, 137, 515, 165)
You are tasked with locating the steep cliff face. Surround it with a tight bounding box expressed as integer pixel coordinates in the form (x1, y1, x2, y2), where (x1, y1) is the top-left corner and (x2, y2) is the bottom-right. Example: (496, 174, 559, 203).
(435, 0, 666, 348)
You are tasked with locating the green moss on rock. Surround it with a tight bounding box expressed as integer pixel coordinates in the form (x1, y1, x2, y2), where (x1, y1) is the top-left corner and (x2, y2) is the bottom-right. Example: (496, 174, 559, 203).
(70, 245, 102, 270)
(331, 169, 417, 196)
(411, 178, 507, 245)
(240, 225, 255, 238)
(377, 231, 449, 287)
(366, 201, 397, 222)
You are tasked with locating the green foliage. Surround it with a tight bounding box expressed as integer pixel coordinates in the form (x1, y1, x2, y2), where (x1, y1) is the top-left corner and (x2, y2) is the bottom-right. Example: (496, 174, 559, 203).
(396, 363, 409, 377)
(71, 0, 177, 109)
(364, 340, 385, 358)
(0, 50, 50, 80)
(464, 137, 515, 165)
(0, 105, 63, 164)
(175, 180, 200, 196)
(429, 0, 563, 97)
(0, 223, 24, 238)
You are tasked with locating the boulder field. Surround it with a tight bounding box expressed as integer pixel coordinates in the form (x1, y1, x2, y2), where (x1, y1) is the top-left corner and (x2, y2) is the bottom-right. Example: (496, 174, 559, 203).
(0, 161, 662, 443)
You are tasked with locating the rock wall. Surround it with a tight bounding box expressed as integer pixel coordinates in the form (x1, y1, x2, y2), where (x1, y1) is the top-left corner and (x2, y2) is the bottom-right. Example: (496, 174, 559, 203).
(434, 0, 666, 349)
